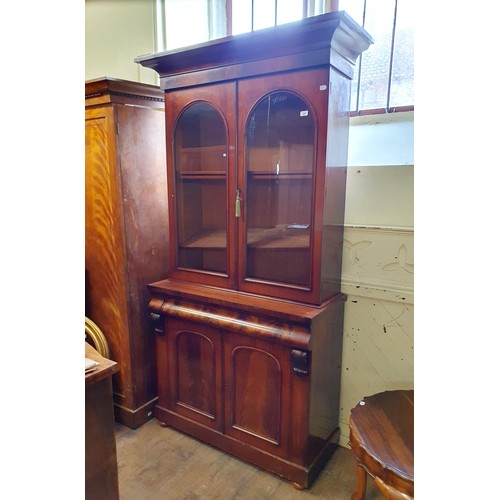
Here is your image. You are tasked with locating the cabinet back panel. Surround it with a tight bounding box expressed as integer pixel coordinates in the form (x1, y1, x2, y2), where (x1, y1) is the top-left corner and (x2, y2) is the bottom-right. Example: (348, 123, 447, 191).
(247, 248, 310, 287)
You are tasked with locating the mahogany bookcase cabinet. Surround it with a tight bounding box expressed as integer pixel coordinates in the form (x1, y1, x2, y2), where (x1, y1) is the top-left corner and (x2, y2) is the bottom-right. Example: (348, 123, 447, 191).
(85, 78, 169, 428)
(137, 11, 372, 488)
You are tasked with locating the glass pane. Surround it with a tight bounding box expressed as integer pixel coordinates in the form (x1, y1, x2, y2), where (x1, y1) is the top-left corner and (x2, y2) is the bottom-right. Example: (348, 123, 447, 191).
(232, 0, 252, 35)
(277, 0, 303, 26)
(339, 0, 365, 111)
(390, 0, 414, 107)
(338, 0, 366, 26)
(312, 0, 325, 16)
(245, 92, 315, 287)
(350, 58, 360, 112)
(358, 0, 395, 110)
(253, 0, 276, 31)
(174, 102, 228, 274)
(209, 0, 228, 40)
(165, 0, 209, 49)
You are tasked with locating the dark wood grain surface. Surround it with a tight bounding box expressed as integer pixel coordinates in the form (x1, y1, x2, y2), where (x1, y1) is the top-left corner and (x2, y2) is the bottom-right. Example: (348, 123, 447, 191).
(136, 11, 371, 491)
(85, 342, 119, 386)
(86, 343, 119, 500)
(85, 78, 168, 428)
(349, 390, 414, 499)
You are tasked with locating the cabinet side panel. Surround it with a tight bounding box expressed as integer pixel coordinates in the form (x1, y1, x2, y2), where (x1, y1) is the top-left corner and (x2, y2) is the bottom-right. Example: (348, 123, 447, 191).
(85, 107, 130, 400)
(85, 378, 119, 500)
(116, 104, 168, 408)
(321, 68, 350, 301)
(308, 299, 344, 460)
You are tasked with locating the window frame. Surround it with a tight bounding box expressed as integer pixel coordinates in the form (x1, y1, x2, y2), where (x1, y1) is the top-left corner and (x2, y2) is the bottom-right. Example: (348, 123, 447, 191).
(342, 0, 414, 116)
(155, 0, 413, 116)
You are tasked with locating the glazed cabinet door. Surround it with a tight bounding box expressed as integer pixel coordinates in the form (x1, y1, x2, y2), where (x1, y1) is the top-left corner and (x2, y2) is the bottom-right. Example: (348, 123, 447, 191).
(159, 318, 224, 431)
(236, 69, 330, 304)
(223, 333, 292, 458)
(166, 83, 237, 288)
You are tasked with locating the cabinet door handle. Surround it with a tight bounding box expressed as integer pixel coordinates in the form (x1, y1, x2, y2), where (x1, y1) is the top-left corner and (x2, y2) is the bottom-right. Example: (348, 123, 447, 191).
(150, 312, 165, 335)
(291, 349, 310, 376)
(235, 189, 242, 218)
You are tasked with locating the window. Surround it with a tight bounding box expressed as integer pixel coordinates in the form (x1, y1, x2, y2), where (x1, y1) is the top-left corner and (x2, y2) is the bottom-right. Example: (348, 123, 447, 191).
(231, 0, 318, 34)
(157, 0, 226, 50)
(155, 0, 413, 114)
(338, 0, 414, 114)
(156, 0, 323, 51)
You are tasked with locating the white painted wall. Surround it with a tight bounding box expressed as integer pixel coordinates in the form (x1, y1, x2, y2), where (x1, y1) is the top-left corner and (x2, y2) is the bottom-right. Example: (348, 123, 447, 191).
(348, 112, 414, 167)
(85, 1, 414, 449)
(345, 112, 413, 228)
(339, 111, 414, 446)
(85, 0, 159, 84)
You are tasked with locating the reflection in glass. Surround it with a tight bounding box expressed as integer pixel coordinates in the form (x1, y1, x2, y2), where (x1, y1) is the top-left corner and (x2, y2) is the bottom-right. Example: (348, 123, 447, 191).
(174, 102, 228, 274)
(245, 92, 315, 287)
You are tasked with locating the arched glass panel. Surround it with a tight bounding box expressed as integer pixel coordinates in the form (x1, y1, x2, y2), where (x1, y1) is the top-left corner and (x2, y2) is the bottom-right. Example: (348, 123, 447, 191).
(244, 91, 315, 287)
(174, 102, 228, 274)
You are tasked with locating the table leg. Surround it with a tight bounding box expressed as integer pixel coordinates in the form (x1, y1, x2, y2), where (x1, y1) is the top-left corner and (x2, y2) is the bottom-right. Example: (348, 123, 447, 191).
(351, 464, 367, 500)
(375, 476, 413, 500)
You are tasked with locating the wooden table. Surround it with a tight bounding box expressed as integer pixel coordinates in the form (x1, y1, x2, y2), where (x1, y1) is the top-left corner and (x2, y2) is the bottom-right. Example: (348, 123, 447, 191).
(349, 390, 414, 500)
(85, 342, 120, 500)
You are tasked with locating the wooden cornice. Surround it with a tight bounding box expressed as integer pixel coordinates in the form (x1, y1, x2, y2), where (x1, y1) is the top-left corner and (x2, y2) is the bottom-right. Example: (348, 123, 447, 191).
(135, 11, 372, 90)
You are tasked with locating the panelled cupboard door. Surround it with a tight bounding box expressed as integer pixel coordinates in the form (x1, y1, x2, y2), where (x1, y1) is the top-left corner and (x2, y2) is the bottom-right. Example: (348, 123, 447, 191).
(236, 69, 330, 304)
(164, 319, 224, 431)
(166, 82, 237, 289)
(223, 333, 292, 459)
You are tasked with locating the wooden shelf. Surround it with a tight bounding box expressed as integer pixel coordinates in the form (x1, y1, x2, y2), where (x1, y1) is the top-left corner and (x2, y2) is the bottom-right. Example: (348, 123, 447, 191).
(180, 226, 309, 251)
(248, 172, 312, 180)
(177, 170, 310, 180)
(181, 229, 227, 249)
(177, 170, 227, 180)
(248, 225, 310, 249)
